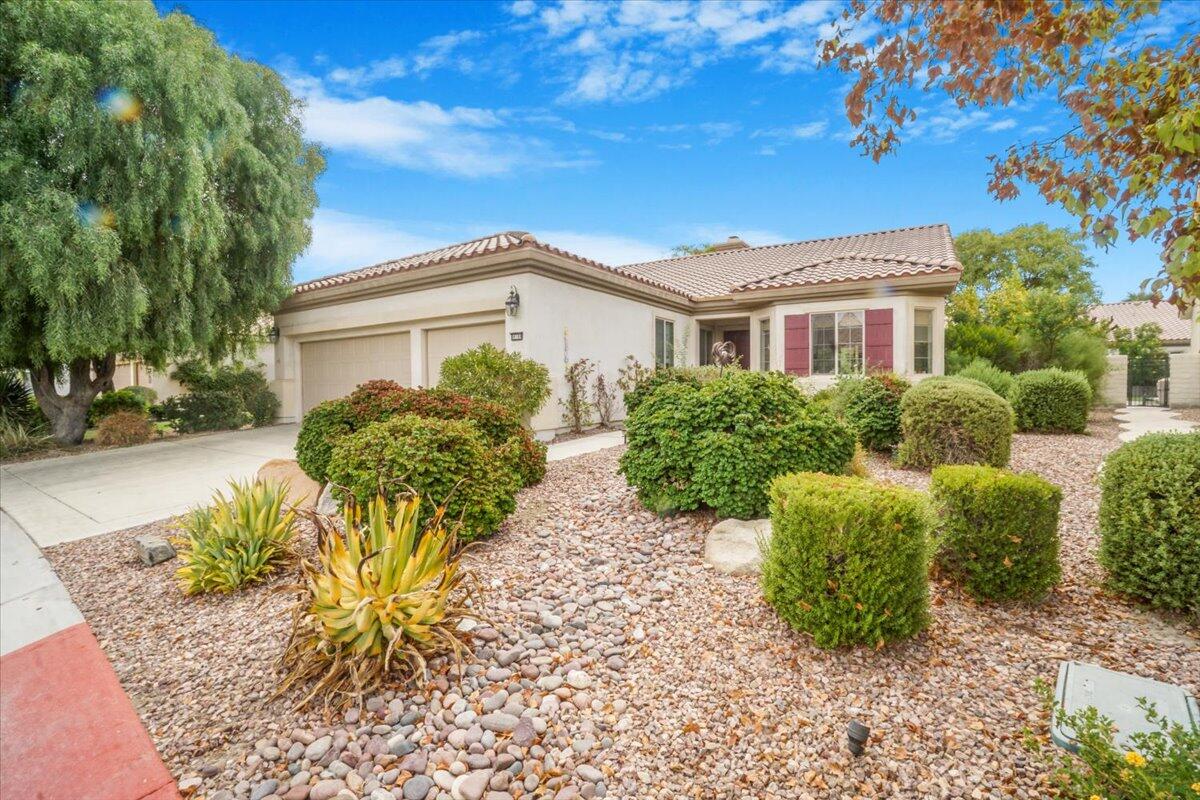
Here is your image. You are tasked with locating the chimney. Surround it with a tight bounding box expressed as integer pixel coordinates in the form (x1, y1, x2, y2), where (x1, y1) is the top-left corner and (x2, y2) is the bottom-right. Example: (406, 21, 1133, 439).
(709, 235, 750, 252)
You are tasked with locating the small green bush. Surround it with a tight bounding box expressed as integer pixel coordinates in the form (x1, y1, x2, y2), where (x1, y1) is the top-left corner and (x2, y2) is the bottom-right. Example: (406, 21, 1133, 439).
(327, 415, 521, 541)
(162, 390, 250, 433)
(1030, 681, 1200, 800)
(931, 465, 1061, 601)
(295, 399, 356, 484)
(90, 387, 151, 423)
(621, 365, 729, 416)
(95, 410, 154, 447)
(762, 472, 932, 648)
(954, 358, 1015, 398)
(1009, 368, 1092, 433)
(620, 371, 856, 519)
(438, 344, 551, 424)
(839, 372, 911, 451)
(123, 385, 158, 405)
(1098, 432, 1200, 613)
(170, 360, 278, 427)
(896, 377, 1014, 469)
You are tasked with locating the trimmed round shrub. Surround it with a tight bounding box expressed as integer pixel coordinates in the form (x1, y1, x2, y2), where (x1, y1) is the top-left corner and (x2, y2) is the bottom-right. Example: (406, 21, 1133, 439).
(95, 410, 153, 446)
(931, 465, 1062, 601)
(621, 367, 702, 416)
(620, 370, 856, 519)
(1008, 367, 1091, 433)
(327, 415, 521, 541)
(1098, 432, 1200, 613)
(954, 358, 1015, 399)
(896, 377, 1013, 469)
(438, 344, 551, 424)
(762, 472, 932, 648)
(90, 387, 151, 423)
(839, 372, 911, 451)
(295, 399, 356, 483)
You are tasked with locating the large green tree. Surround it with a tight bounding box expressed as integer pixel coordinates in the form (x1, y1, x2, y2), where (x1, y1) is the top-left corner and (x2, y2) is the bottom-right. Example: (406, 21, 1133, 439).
(822, 0, 1199, 303)
(0, 0, 323, 443)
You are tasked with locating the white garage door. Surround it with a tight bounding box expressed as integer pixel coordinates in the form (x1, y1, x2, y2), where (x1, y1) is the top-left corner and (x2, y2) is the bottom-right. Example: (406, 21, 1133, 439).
(301, 332, 411, 413)
(425, 322, 506, 386)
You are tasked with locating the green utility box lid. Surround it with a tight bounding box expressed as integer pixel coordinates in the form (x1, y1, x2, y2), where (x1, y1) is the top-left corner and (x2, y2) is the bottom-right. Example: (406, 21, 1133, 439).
(1051, 661, 1199, 753)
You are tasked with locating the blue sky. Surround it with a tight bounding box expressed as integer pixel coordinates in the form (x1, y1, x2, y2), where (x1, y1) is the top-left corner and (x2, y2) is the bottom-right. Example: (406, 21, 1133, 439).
(158, 0, 1197, 301)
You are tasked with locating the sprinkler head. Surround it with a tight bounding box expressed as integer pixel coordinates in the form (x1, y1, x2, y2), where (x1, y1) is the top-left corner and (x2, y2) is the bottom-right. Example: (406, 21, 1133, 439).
(847, 720, 870, 756)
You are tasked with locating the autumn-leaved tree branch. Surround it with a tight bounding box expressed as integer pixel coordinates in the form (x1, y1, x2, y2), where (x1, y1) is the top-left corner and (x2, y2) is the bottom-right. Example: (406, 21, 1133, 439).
(821, 0, 1199, 303)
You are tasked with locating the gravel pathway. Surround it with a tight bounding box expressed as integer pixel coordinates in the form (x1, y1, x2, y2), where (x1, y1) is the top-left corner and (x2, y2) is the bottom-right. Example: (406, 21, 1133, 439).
(47, 424, 1198, 800)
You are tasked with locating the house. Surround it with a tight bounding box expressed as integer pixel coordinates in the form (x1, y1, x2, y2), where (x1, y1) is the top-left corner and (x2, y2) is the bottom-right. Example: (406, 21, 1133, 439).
(1089, 300, 1196, 354)
(271, 224, 963, 437)
(1089, 299, 1200, 407)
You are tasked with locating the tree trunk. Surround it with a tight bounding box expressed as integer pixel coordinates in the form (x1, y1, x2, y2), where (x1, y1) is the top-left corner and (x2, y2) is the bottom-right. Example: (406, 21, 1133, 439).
(29, 355, 117, 445)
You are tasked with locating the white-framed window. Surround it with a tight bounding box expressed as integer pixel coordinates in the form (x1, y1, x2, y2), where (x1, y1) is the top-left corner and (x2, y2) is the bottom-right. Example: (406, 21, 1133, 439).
(811, 311, 864, 375)
(699, 328, 714, 366)
(655, 318, 675, 368)
(759, 319, 770, 371)
(913, 308, 933, 374)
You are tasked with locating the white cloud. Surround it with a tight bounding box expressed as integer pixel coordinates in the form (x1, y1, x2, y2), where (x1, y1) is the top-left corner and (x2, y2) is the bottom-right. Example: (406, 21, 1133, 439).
(327, 30, 483, 89)
(676, 223, 790, 248)
(507, 0, 537, 17)
(985, 118, 1017, 132)
(753, 120, 829, 140)
(296, 210, 454, 280)
(290, 74, 590, 177)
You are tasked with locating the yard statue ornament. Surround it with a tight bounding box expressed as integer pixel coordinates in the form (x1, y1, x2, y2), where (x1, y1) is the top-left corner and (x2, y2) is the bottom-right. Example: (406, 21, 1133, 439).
(712, 340, 738, 372)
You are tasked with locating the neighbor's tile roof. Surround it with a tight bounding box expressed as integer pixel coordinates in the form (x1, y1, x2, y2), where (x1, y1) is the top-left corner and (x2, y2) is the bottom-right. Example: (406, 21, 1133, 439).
(1090, 300, 1193, 343)
(293, 224, 961, 299)
(619, 224, 960, 296)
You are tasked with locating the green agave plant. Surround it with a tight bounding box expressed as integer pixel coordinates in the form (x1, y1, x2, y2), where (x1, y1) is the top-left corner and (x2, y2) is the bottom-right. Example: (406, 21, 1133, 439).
(173, 479, 297, 594)
(279, 493, 475, 708)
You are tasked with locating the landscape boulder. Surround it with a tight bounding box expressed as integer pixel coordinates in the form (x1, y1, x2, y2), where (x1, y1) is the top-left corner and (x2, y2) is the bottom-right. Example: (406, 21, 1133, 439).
(704, 518, 772, 575)
(134, 534, 176, 566)
(254, 458, 321, 511)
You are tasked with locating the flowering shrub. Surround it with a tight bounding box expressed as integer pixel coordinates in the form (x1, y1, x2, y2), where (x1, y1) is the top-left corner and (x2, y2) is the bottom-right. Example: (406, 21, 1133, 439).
(1028, 681, 1200, 800)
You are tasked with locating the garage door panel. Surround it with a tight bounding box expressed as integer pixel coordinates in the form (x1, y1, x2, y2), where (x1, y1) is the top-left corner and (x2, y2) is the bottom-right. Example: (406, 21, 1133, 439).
(301, 332, 411, 413)
(425, 322, 506, 386)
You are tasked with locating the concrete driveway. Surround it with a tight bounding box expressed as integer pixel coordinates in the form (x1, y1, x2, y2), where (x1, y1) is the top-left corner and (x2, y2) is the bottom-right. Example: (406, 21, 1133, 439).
(0, 425, 297, 547)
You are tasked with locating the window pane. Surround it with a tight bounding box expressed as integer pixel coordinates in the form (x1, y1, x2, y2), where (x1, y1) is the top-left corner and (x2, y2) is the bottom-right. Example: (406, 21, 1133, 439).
(655, 319, 674, 368)
(837, 311, 863, 374)
(699, 329, 713, 366)
(759, 320, 770, 371)
(914, 309, 932, 374)
(811, 313, 835, 374)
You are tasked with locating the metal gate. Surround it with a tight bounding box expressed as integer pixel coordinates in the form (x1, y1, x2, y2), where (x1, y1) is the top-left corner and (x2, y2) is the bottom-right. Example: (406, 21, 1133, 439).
(1127, 353, 1170, 406)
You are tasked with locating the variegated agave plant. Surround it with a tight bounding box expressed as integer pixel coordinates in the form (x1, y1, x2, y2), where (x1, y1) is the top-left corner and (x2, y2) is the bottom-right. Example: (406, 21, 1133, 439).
(173, 479, 297, 594)
(279, 493, 475, 708)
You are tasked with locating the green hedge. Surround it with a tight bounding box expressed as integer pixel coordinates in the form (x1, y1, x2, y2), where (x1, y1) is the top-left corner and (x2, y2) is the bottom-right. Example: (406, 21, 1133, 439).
(954, 358, 1015, 399)
(171, 360, 279, 428)
(621, 366, 719, 416)
(620, 371, 856, 519)
(89, 388, 151, 423)
(327, 415, 521, 542)
(896, 377, 1014, 469)
(161, 390, 250, 432)
(1008, 367, 1092, 433)
(762, 473, 932, 648)
(839, 373, 911, 451)
(438, 344, 551, 424)
(1098, 432, 1200, 613)
(931, 465, 1062, 601)
(295, 380, 544, 489)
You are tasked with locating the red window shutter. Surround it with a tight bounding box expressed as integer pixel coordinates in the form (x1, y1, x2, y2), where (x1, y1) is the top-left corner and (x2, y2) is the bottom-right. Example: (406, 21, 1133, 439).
(784, 314, 810, 376)
(865, 308, 893, 371)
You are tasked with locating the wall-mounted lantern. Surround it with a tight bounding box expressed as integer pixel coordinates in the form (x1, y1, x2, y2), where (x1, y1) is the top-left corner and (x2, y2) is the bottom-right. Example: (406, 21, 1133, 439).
(267, 325, 281, 344)
(505, 286, 521, 317)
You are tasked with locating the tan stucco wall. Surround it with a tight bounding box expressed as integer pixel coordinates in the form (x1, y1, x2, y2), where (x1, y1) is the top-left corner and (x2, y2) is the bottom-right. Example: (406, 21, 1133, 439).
(1098, 354, 1128, 406)
(1170, 352, 1200, 407)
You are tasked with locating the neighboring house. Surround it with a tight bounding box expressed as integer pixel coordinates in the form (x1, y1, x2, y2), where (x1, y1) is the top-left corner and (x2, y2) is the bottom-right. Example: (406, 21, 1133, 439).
(272, 224, 963, 437)
(1089, 300, 1196, 353)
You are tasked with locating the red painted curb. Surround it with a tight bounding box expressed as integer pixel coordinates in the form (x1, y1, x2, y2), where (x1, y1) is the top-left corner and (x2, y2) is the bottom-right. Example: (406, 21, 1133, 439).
(0, 622, 180, 800)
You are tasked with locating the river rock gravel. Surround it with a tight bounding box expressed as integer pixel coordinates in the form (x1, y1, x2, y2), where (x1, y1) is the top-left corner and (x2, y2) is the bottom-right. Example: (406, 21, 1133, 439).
(46, 420, 1198, 800)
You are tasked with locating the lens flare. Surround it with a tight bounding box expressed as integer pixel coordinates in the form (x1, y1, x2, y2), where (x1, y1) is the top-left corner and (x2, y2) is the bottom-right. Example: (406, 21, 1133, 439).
(76, 201, 116, 229)
(97, 87, 142, 122)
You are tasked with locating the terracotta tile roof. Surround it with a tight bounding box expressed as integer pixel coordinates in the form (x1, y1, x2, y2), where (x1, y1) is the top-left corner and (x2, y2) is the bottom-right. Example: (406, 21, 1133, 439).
(619, 224, 959, 297)
(293, 223, 961, 300)
(1090, 300, 1193, 343)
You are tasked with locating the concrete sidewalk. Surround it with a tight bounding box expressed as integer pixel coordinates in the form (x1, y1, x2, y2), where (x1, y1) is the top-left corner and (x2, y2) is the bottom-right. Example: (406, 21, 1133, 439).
(0, 511, 179, 800)
(1, 424, 298, 547)
(546, 429, 625, 461)
(1115, 406, 1197, 442)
